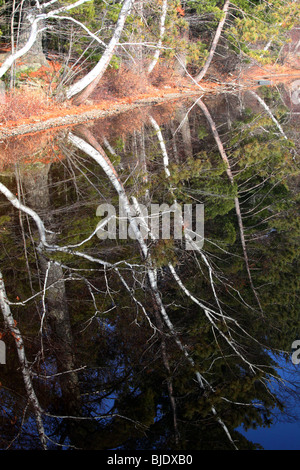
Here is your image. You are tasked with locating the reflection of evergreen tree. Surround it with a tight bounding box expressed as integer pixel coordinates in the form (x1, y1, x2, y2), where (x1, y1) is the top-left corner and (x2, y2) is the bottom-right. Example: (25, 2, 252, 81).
(0, 94, 299, 450)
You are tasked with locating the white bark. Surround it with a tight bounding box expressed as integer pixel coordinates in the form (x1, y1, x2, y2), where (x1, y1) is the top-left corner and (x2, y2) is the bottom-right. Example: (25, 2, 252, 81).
(0, 182, 50, 246)
(0, 181, 113, 270)
(196, 99, 264, 315)
(149, 115, 170, 177)
(147, 0, 168, 74)
(0, 17, 40, 78)
(0, 0, 93, 79)
(0, 268, 47, 449)
(194, 0, 230, 83)
(65, 0, 134, 101)
(68, 129, 208, 384)
(248, 90, 288, 139)
(51, 15, 106, 48)
(149, 116, 238, 449)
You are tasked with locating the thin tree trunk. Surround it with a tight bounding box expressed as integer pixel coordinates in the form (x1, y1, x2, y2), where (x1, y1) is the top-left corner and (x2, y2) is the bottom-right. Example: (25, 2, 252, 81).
(194, 0, 230, 83)
(176, 104, 193, 158)
(65, 0, 133, 104)
(196, 99, 264, 315)
(17, 4, 48, 67)
(0, 0, 91, 80)
(0, 268, 48, 449)
(148, 116, 238, 449)
(68, 127, 238, 449)
(136, 0, 144, 71)
(0, 17, 40, 79)
(248, 90, 288, 139)
(147, 0, 168, 74)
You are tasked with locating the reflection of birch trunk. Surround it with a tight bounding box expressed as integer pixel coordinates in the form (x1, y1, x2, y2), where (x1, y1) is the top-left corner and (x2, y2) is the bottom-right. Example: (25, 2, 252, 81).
(69, 126, 241, 448)
(148, 293, 179, 445)
(136, 126, 147, 180)
(196, 99, 264, 315)
(169, 121, 179, 163)
(194, 0, 230, 83)
(135, 121, 178, 442)
(148, 114, 238, 449)
(69, 127, 204, 440)
(20, 164, 81, 415)
(248, 90, 288, 140)
(0, 268, 47, 449)
(70, 127, 183, 437)
(135, 125, 150, 202)
(175, 104, 193, 159)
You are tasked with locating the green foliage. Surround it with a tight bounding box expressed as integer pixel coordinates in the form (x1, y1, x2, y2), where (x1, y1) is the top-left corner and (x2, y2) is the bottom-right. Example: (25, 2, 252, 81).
(226, 0, 300, 62)
(151, 238, 178, 267)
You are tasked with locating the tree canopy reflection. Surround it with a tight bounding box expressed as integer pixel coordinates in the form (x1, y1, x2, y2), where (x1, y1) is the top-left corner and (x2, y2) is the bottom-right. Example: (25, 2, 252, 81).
(0, 87, 299, 450)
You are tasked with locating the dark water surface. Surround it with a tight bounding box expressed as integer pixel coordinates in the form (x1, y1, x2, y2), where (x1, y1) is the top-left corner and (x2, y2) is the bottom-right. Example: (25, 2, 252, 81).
(0, 84, 299, 450)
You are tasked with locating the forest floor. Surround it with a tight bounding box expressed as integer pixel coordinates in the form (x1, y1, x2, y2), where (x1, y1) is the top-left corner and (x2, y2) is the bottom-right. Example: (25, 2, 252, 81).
(0, 60, 299, 140)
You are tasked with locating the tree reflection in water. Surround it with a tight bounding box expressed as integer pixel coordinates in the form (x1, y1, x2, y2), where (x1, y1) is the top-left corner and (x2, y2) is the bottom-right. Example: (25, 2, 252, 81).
(0, 86, 299, 450)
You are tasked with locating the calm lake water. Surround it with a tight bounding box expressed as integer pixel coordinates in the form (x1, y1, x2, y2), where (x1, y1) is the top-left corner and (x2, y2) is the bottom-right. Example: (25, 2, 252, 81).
(0, 84, 299, 450)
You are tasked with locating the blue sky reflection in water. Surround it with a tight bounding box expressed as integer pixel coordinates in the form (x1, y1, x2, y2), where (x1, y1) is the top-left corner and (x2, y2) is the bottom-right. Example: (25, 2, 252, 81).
(238, 353, 300, 450)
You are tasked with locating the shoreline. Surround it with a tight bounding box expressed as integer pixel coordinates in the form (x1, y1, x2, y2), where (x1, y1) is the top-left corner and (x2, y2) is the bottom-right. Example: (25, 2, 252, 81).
(0, 64, 299, 140)
(0, 87, 207, 140)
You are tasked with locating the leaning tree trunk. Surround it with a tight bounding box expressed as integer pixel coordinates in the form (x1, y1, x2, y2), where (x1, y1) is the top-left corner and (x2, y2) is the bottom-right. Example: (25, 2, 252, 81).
(65, 0, 133, 105)
(0, 267, 47, 449)
(0, 0, 91, 80)
(175, 103, 193, 158)
(196, 99, 264, 316)
(194, 0, 230, 83)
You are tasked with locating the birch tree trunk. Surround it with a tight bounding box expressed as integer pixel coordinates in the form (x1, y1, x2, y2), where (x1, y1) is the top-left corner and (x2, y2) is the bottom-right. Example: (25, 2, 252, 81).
(147, 0, 168, 74)
(194, 0, 230, 83)
(17, 4, 48, 68)
(0, 0, 92, 80)
(148, 115, 238, 449)
(248, 90, 288, 139)
(175, 104, 193, 158)
(65, 0, 134, 104)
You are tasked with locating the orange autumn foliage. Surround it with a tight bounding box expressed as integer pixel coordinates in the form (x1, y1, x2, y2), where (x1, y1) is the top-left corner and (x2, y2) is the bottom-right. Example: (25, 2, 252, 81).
(176, 6, 185, 16)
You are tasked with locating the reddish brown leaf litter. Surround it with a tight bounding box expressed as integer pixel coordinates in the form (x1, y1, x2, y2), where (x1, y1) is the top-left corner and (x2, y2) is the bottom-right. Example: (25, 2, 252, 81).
(0, 61, 299, 140)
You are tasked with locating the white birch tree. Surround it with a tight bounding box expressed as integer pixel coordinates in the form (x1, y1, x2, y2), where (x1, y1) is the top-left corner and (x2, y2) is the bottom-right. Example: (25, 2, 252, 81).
(0, 0, 93, 80)
(147, 0, 168, 74)
(194, 0, 230, 83)
(65, 0, 134, 104)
